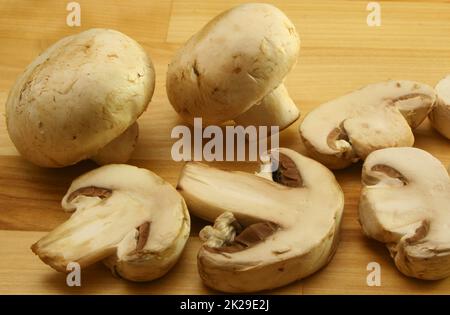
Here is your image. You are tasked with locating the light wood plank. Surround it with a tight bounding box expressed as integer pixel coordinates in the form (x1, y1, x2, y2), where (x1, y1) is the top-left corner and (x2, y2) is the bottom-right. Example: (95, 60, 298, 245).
(0, 230, 301, 294)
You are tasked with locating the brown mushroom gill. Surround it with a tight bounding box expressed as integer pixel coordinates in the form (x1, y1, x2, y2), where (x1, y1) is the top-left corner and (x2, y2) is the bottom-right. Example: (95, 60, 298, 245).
(272, 153, 302, 187)
(327, 125, 350, 151)
(67, 186, 112, 202)
(371, 164, 408, 185)
(207, 221, 279, 254)
(135, 221, 151, 252)
(209, 153, 302, 254)
(126, 221, 152, 256)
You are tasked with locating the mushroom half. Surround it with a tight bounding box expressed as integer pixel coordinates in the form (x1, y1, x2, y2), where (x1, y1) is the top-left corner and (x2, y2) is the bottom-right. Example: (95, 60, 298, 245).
(177, 148, 344, 292)
(166, 3, 300, 130)
(31, 164, 190, 282)
(429, 75, 450, 139)
(5, 28, 155, 167)
(359, 147, 450, 280)
(299, 81, 436, 169)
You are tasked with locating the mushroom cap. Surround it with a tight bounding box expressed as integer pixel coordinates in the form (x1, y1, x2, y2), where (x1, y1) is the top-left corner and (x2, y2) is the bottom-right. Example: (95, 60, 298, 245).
(429, 75, 450, 139)
(177, 148, 344, 292)
(5, 28, 155, 167)
(359, 147, 450, 280)
(31, 164, 190, 282)
(300, 81, 436, 169)
(166, 3, 300, 124)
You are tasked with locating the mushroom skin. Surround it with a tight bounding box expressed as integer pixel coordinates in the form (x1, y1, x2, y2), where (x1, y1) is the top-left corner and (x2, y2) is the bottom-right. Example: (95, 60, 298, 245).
(91, 122, 139, 165)
(177, 148, 344, 292)
(31, 164, 190, 282)
(429, 75, 450, 139)
(166, 3, 300, 130)
(299, 81, 436, 169)
(359, 147, 450, 280)
(5, 28, 155, 167)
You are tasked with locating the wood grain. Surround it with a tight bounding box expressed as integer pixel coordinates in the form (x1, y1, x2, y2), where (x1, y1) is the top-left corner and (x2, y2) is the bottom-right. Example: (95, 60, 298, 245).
(0, 0, 449, 294)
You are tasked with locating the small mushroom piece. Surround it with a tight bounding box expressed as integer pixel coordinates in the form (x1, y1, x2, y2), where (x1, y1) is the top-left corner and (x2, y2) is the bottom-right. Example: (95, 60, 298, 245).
(177, 148, 344, 292)
(31, 164, 190, 282)
(429, 75, 450, 139)
(359, 147, 450, 280)
(166, 3, 300, 130)
(5, 28, 155, 167)
(299, 81, 436, 169)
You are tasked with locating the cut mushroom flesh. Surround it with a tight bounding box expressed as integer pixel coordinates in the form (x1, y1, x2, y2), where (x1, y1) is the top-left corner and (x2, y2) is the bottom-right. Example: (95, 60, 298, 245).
(430, 75, 450, 139)
(300, 80, 436, 169)
(177, 148, 344, 292)
(31, 164, 190, 282)
(359, 147, 450, 280)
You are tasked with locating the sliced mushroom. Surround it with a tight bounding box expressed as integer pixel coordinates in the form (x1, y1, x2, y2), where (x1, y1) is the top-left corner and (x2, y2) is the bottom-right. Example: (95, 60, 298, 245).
(5, 28, 155, 167)
(166, 3, 300, 130)
(429, 75, 450, 139)
(177, 148, 344, 292)
(31, 164, 190, 282)
(359, 147, 450, 280)
(299, 81, 436, 169)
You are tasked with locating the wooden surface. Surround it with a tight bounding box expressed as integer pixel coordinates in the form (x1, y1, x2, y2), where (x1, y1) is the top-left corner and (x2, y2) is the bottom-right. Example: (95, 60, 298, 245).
(1, 0, 450, 294)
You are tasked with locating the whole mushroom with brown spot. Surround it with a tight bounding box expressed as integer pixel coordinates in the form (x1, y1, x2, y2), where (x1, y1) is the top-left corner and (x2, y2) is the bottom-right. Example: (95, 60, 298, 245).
(359, 147, 450, 280)
(177, 148, 344, 292)
(31, 164, 190, 282)
(166, 3, 300, 130)
(5, 28, 155, 167)
(299, 81, 436, 169)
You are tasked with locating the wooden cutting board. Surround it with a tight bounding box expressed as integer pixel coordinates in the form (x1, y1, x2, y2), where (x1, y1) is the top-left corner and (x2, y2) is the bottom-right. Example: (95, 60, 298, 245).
(1, 0, 450, 294)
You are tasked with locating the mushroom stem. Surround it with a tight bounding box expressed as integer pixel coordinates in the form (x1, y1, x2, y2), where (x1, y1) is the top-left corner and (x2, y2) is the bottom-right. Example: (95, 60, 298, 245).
(91, 122, 139, 165)
(234, 84, 299, 130)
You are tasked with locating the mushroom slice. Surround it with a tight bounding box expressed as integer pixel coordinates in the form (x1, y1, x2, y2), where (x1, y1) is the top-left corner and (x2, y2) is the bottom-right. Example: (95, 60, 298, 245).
(177, 148, 344, 292)
(299, 81, 436, 169)
(5, 28, 155, 167)
(359, 147, 450, 280)
(430, 75, 450, 139)
(166, 3, 300, 130)
(31, 164, 190, 282)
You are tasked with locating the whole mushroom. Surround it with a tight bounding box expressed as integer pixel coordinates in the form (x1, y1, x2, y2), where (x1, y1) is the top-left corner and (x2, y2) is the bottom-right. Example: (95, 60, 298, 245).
(359, 147, 450, 280)
(32, 164, 190, 282)
(299, 80, 436, 169)
(429, 75, 450, 139)
(177, 148, 344, 292)
(5, 28, 155, 167)
(166, 3, 300, 130)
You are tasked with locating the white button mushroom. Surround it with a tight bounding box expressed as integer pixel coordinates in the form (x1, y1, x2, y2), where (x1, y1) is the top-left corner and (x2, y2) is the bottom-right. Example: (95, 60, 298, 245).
(177, 148, 344, 292)
(359, 147, 450, 280)
(299, 81, 436, 169)
(166, 3, 300, 130)
(31, 164, 190, 282)
(5, 28, 155, 167)
(430, 75, 450, 139)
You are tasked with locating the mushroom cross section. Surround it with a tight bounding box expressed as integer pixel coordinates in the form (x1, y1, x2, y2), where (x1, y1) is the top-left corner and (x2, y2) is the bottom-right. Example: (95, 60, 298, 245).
(429, 75, 450, 139)
(177, 148, 344, 292)
(300, 81, 436, 169)
(31, 164, 190, 282)
(359, 147, 450, 280)
(166, 3, 300, 130)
